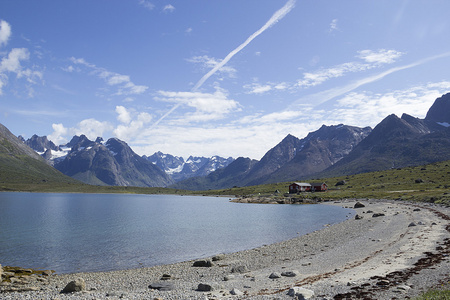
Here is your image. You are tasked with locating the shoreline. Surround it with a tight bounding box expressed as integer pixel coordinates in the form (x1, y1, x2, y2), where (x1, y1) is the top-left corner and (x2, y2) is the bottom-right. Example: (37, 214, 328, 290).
(1, 199, 449, 299)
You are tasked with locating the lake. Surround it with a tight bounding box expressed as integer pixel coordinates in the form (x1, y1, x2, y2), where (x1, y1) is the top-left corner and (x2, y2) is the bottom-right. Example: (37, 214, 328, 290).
(0, 192, 353, 274)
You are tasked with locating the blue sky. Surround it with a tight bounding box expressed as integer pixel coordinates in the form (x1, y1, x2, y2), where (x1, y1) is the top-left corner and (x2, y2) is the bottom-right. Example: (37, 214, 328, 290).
(1, 0, 450, 159)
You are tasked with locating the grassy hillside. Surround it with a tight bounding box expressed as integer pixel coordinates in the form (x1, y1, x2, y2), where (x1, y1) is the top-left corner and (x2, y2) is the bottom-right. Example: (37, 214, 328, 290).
(192, 160, 450, 205)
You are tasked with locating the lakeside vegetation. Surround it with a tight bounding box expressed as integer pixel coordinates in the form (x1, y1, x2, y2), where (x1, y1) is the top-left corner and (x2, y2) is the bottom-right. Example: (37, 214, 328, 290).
(1, 158, 449, 205)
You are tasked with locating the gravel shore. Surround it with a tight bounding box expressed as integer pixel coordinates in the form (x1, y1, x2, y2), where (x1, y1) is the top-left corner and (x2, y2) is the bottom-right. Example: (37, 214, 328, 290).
(1, 199, 449, 299)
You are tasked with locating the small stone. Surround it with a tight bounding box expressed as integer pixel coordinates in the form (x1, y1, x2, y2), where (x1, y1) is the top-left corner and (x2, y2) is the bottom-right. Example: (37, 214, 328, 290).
(408, 222, 417, 227)
(397, 285, 411, 291)
(212, 254, 225, 261)
(230, 288, 244, 295)
(160, 274, 171, 280)
(372, 213, 385, 217)
(355, 214, 363, 220)
(61, 278, 86, 293)
(231, 265, 248, 273)
(148, 282, 174, 291)
(287, 287, 315, 299)
(192, 260, 213, 267)
(223, 275, 235, 281)
(354, 202, 365, 208)
(269, 272, 282, 279)
(197, 283, 213, 292)
(376, 279, 390, 286)
(413, 208, 421, 211)
(281, 270, 298, 277)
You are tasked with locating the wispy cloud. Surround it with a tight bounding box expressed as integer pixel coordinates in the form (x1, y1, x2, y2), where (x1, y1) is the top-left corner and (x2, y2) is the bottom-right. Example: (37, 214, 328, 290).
(154, 87, 241, 123)
(0, 20, 12, 47)
(244, 49, 405, 95)
(187, 55, 236, 79)
(0, 21, 44, 96)
(163, 4, 175, 13)
(357, 49, 404, 64)
(69, 57, 148, 96)
(138, 0, 154, 11)
(294, 51, 450, 106)
(244, 81, 288, 94)
(297, 49, 404, 88)
(329, 19, 338, 32)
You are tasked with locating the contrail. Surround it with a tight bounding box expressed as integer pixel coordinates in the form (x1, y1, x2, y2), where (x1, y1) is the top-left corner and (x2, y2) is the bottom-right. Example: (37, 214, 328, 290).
(152, 0, 296, 127)
(192, 0, 296, 92)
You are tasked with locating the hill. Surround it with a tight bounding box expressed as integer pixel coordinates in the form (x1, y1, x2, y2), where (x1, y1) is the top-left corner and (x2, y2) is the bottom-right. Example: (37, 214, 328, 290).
(0, 123, 80, 191)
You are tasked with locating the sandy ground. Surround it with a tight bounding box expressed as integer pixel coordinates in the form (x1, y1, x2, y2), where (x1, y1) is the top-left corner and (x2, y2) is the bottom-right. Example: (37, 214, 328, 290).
(1, 199, 449, 299)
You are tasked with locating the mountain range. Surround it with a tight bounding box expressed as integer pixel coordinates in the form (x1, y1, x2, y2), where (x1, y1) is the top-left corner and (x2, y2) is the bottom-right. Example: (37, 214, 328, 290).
(7, 92, 450, 190)
(171, 92, 450, 190)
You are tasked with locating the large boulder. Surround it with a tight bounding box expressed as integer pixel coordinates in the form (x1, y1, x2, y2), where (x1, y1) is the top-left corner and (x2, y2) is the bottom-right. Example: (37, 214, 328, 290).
(61, 278, 86, 293)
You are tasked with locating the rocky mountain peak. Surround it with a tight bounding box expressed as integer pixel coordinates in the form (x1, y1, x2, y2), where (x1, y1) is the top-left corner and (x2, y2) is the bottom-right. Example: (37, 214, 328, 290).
(23, 134, 59, 153)
(425, 92, 450, 124)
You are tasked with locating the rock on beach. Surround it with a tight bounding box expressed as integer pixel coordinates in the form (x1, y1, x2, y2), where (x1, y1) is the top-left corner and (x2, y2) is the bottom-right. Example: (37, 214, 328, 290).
(60, 277, 86, 293)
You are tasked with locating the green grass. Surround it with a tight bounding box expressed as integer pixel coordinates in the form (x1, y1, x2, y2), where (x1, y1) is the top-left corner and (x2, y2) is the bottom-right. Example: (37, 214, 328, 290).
(187, 160, 450, 205)
(1, 157, 450, 205)
(413, 289, 450, 300)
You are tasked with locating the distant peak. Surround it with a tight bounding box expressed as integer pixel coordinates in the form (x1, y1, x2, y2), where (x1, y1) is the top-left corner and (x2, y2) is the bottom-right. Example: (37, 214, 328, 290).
(425, 92, 450, 123)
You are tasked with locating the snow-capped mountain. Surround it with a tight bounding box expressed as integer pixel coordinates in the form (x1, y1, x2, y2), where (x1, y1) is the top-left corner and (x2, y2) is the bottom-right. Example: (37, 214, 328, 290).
(23, 135, 173, 187)
(145, 152, 234, 182)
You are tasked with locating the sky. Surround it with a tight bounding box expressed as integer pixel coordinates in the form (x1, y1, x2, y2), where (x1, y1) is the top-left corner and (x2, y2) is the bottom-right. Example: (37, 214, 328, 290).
(1, 0, 450, 160)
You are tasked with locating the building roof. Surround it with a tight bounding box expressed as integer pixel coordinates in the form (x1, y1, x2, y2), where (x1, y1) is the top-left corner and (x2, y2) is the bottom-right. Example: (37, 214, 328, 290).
(291, 182, 311, 186)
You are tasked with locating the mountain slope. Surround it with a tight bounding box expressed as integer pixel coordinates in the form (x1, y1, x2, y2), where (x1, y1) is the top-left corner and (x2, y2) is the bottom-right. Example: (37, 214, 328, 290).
(54, 136, 174, 187)
(317, 96, 450, 178)
(251, 125, 371, 185)
(0, 123, 78, 187)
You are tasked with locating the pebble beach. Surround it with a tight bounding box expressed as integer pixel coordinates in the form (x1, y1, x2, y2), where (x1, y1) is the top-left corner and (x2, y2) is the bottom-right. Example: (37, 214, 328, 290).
(1, 199, 449, 299)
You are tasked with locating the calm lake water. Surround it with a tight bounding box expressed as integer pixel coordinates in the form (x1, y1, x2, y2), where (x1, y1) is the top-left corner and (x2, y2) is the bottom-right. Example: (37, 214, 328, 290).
(0, 192, 353, 274)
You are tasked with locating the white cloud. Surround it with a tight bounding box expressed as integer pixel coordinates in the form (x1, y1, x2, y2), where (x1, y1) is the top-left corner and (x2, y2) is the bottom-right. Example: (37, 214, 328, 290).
(116, 106, 132, 124)
(1, 48, 29, 72)
(333, 81, 450, 127)
(139, 0, 155, 10)
(113, 109, 152, 141)
(357, 49, 404, 64)
(244, 81, 290, 95)
(0, 20, 12, 48)
(329, 19, 338, 32)
(48, 123, 69, 146)
(297, 49, 405, 89)
(0, 47, 43, 95)
(163, 4, 175, 13)
(70, 57, 149, 95)
(187, 55, 236, 79)
(244, 83, 273, 94)
(75, 119, 114, 140)
(185, 27, 193, 34)
(49, 119, 113, 144)
(155, 87, 241, 122)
